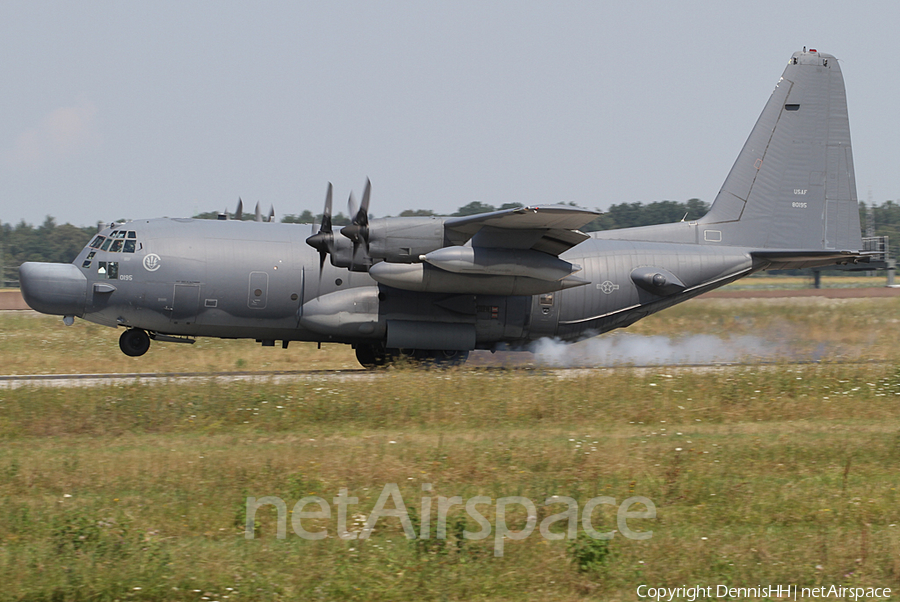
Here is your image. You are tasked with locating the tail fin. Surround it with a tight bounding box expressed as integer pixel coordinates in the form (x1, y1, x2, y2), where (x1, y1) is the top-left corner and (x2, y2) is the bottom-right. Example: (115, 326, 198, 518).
(700, 49, 861, 251)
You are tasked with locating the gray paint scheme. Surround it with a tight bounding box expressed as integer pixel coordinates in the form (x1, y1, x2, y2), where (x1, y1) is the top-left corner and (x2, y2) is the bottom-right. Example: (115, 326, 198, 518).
(18, 50, 867, 366)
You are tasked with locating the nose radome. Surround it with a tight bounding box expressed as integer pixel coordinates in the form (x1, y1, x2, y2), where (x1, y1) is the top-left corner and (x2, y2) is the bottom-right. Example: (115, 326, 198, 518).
(19, 262, 88, 317)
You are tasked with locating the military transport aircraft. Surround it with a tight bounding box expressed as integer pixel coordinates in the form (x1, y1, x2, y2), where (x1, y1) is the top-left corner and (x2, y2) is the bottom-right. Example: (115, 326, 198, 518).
(20, 49, 866, 368)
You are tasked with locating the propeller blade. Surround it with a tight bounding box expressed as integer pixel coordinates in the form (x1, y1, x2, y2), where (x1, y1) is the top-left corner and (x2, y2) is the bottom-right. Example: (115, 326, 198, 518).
(358, 178, 371, 228)
(255, 202, 262, 222)
(321, 183, 333, 233)
(347, 191, 358, 223)
(235, 198, 243, 220)
(268, 205, 275, 223)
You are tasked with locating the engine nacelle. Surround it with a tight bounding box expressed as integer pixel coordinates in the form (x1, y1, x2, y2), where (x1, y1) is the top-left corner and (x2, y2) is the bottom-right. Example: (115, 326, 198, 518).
(365, 217, 447, 263)
(422, 246, 580, 281)
(328, 235, 371, 271)
(368, 262, 588, 295)
(299, 286, 384, 338)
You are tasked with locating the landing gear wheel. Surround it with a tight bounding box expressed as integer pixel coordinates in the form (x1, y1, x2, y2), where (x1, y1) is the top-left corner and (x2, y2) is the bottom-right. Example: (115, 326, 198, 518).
(393, 349, 470, 368)
(355, 345, 469, 369)
(433, 349, 469, 367)
(355, 343, 389, 369)
(119, 328, 151, 357)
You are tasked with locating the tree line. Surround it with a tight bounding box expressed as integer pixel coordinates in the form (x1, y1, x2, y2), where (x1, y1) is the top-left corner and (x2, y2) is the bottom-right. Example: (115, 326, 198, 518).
(193, 198, 713, 231)
(3, 199, 897, 286)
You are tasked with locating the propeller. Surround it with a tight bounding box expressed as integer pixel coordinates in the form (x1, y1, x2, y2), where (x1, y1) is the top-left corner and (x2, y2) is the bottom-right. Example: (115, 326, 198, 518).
(305, 183, 334, 276)
(267, 205, 275, 223)
(341, 178, 371, 254)
(234, 198, 243, 220)
(340, 179, 373, 272)
(254, 202, 262, 222)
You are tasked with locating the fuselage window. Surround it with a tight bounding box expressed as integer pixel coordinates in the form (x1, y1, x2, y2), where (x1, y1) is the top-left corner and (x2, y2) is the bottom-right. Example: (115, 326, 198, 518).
(100, 238, 112, 251)
(89, 236, 105, 249)
(123, 240, 136, 253)
(110, 239, 124, 253)
(107, 262, 119, 279)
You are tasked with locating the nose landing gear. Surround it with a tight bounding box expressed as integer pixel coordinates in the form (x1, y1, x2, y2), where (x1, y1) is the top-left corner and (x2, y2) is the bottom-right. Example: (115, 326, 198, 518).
(119, 328, 151, 357)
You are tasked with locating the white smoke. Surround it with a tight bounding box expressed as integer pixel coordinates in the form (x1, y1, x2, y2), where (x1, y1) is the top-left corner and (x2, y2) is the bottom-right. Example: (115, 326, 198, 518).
(529, 332, 780, 368)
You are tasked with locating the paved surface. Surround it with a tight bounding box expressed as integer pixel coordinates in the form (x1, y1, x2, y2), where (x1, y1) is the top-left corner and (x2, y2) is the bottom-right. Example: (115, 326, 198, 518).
(2, 360, 887, 389)
(700, 286, 900, 299)
(0, 290, 29, 310)
(0, 370, 375, 389)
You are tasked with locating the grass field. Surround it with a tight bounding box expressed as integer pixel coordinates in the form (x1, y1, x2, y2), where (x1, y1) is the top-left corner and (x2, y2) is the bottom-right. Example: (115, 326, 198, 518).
(3, 294, 900, 374)
(1, 299, 900, 600)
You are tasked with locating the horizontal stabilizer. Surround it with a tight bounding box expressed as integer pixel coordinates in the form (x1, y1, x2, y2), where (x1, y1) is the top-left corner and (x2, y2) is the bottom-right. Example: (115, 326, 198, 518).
(750, 249, 872, 269)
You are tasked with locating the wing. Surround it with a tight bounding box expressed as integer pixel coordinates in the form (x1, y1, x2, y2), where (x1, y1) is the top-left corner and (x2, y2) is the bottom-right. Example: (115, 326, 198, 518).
(443, 205, 600, 256)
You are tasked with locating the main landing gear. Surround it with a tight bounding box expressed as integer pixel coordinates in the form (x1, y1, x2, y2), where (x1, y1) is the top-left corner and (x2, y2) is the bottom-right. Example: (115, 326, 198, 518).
(354, 343, 469, 369)
(119, 328, 151, 357)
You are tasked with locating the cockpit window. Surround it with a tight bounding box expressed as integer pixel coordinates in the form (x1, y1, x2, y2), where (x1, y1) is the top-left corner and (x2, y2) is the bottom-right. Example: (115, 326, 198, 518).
(92, 230, 138, 253)
(82, 250, 96, 269)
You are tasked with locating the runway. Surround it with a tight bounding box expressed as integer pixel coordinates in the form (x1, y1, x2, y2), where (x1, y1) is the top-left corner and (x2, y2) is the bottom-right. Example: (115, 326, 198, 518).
(0, 359, 889, 389)
(0, 369, 378, 389)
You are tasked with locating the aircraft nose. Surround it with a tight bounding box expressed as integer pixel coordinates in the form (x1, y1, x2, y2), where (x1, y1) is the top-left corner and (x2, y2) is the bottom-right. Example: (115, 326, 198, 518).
(19, 262, 88, 317)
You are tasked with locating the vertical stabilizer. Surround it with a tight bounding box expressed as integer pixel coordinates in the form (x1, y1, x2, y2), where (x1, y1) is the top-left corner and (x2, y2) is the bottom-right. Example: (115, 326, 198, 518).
(699, 49, 862, 251)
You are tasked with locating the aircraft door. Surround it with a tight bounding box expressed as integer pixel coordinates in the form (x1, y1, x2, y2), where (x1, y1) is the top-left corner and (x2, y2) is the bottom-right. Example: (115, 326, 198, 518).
(248, 271, 268, 309)
(528, 292, 560, 338)
(171, 283, 200, 322)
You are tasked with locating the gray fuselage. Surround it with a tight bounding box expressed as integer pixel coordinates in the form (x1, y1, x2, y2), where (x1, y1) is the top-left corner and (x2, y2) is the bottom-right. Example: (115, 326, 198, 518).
(55, 217, 756, 349)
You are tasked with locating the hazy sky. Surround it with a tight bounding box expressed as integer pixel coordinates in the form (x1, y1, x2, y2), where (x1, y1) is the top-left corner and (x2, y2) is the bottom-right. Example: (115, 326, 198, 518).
(2, 1, 898, 227)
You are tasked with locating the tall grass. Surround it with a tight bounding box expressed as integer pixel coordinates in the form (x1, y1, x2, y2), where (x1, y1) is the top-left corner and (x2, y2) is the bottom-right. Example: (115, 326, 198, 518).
(1, 363, 900, 599)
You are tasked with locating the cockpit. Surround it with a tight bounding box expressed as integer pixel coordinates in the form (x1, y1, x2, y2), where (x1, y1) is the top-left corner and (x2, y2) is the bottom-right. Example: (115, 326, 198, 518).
(81, 229, 142, 279)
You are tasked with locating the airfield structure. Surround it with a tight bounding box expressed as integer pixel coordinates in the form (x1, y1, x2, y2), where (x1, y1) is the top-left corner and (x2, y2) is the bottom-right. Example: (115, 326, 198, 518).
(810, 235, 894, 287)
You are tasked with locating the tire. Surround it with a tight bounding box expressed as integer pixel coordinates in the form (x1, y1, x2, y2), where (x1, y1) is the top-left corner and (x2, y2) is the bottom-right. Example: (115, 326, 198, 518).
(401, 349, 469, 368)
(433, 349, 469, 367)
(119, 328, 151, 357)
(355, 343, 389, 369)
(355, 345, 469, 369)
